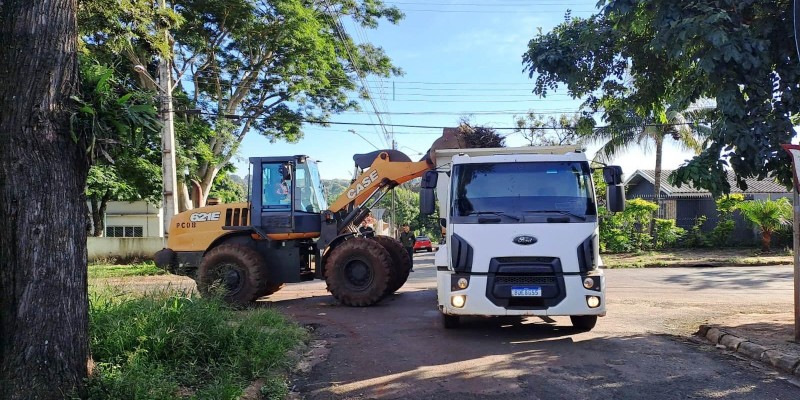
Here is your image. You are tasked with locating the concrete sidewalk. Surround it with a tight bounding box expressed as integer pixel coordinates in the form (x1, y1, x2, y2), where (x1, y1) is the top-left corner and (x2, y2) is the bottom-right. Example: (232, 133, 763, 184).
(698, 312, 800, 377)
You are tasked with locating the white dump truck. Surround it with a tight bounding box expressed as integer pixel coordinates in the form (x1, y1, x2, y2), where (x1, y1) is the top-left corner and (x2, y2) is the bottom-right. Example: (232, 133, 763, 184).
(419, 146, 626, 330)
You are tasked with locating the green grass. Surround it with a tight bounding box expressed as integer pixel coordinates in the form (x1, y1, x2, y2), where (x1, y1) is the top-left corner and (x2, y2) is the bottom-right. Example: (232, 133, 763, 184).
(86, 288, 308, 399)
(88, 261, 165, 279)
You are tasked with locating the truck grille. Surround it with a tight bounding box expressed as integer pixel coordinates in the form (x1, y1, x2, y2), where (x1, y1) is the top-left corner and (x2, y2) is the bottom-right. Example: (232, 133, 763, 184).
(495, 276, 556, 285)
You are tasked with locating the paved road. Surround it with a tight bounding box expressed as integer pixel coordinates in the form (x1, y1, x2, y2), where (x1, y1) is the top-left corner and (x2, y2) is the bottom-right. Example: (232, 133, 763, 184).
(265, 253, 799, 400)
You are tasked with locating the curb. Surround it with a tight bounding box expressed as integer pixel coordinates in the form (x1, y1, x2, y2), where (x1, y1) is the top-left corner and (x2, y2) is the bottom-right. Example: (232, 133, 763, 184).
(697, 324, 800, 377)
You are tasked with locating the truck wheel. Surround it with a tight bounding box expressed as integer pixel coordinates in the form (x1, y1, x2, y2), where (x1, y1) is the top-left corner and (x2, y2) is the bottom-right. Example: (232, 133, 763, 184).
(442, 314, 460, 329)
(325, 237, 392, 307)
(371, 235, 412, 295)
(197, 244, 265, 306)
(570, 315, 598, 331)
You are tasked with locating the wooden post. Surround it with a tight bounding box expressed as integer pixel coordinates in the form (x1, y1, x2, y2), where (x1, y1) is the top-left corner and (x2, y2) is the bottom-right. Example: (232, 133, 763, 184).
(781, 144, 800, 342)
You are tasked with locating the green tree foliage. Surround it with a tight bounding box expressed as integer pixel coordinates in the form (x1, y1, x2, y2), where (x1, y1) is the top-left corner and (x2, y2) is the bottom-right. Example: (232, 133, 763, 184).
(513, 112, 586, 146)
(74, 60, 162, 236)
(526, 1, 800, 196)
(653, 219, 685, 249)
(736, 197, 792, 252)
(78, 0, 403, 207)
(522, 9, 711, 206)
(170, 0, 404, 205)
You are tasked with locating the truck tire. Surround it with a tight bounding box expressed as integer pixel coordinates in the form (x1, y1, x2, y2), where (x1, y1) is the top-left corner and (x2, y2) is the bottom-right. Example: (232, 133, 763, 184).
(570, 315, 597, 331)
(442, 314, 460, 329)
(197, 244, 266, 306)
(325, 237, 393, 307)
(371, 235, 412, 295)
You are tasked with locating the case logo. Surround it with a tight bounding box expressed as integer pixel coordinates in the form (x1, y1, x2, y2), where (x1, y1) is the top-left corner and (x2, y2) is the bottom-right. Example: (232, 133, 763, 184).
(513, 235, 537, 245)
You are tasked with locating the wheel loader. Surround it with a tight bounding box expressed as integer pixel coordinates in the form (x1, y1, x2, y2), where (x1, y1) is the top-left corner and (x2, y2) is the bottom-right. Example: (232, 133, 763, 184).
(154, 129, 466, 306)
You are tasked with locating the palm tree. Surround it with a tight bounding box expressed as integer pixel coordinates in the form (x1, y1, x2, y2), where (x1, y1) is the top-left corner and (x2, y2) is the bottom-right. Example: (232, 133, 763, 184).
(736, 198, 792, 252)
(591, 105, 713, 211)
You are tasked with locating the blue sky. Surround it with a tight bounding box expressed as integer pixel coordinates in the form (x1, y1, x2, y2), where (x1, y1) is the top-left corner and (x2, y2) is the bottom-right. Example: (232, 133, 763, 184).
(232, 0, 699, 180)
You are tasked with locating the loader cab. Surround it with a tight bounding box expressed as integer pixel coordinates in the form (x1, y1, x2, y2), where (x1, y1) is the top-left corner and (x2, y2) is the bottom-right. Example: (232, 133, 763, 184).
(250, 156, 328, 235)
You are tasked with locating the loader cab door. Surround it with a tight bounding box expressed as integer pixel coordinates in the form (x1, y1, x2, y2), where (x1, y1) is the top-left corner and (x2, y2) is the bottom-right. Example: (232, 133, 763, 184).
(250, 156, 324, 235)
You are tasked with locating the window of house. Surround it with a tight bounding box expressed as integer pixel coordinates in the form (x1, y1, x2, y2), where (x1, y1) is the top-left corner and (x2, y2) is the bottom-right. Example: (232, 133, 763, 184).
(106, 226, 143, 238)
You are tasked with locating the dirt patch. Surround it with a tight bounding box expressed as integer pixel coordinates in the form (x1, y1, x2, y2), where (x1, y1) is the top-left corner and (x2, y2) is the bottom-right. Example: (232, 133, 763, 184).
(603, 248, 793, 268)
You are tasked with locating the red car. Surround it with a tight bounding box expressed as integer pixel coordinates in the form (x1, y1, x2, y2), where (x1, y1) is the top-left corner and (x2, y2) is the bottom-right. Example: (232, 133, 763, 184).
(413, 235, 433, 252)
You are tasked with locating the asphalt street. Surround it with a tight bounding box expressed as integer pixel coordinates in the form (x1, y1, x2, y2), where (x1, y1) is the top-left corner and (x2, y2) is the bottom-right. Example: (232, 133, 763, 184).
(266, 252, 799, 400)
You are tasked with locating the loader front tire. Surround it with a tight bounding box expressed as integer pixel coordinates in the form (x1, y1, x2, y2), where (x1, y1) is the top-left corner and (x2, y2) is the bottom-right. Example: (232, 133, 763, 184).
(256, 282, 285, 298)
(371, 235, 412, 295)
(197, 244, 266, 306)
(325, 237, 392, 307)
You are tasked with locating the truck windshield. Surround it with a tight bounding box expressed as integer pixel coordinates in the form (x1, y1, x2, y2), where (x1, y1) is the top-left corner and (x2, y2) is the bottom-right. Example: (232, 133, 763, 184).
(451, 161, 596, 222)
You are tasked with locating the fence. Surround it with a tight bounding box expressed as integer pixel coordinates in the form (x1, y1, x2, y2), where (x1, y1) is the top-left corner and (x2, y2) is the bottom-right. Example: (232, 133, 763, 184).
(87, 237, 165, 261)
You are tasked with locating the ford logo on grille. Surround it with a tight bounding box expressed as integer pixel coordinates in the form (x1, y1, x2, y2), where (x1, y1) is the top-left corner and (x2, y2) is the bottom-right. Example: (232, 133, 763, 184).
(513, 235, 537, 245)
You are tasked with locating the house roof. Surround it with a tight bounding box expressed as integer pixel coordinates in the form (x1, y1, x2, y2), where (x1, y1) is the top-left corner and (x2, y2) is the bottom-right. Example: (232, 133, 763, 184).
(625, 169, 790, 197)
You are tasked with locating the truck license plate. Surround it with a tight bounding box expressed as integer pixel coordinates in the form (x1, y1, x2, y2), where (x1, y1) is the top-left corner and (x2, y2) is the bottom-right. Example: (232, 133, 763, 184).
(511, 286, 541, 297)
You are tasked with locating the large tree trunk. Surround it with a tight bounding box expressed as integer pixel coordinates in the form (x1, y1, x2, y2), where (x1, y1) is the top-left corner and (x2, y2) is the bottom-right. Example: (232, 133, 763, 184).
(0, 1, 89, 399)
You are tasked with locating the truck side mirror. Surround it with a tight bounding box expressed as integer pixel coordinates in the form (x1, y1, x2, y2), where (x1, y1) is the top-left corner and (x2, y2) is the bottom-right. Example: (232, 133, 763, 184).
(421, 170, 438, 189)
(607, 184, 626, 213)
(602, 166, 623, 185)
(420, 188, 436, 215)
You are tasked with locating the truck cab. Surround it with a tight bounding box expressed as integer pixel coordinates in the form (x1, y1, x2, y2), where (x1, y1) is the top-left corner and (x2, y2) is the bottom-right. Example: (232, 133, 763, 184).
(422, 146, 625, 330)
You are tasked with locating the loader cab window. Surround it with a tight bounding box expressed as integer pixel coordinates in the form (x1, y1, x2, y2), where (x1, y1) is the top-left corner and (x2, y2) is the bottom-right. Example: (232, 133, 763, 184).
(294, 161, 328, 213)
(262, 163, 292, 211)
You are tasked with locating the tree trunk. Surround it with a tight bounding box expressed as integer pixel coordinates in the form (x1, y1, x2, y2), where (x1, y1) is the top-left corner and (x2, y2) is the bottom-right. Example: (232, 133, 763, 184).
(653, 135, 664, 209)
(761, 229, 772, 253)
(177, 180, 193, 212)
(97, 194, 110, 237)
(90, 197, 103, 237)
(0, 1, 89, 399)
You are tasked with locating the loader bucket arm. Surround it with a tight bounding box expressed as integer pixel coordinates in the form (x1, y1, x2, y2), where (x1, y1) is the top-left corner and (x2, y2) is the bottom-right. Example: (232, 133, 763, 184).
(327, 128, 467, 215)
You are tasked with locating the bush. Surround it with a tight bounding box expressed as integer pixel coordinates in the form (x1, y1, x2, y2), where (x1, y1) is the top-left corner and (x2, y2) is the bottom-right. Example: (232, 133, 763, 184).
(86, 289, 308, 399)
(678, 216, 709, 247)
(653, 219, 685, 249)
(599, 199, 678, 253)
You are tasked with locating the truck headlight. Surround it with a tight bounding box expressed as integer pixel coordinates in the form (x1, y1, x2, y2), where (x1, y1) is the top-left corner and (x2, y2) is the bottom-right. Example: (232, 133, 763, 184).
(583, 277, 594, 289)
(586, 296, 601, 308)
(457, 278, 468, 289)
(451, 295, 466, 308)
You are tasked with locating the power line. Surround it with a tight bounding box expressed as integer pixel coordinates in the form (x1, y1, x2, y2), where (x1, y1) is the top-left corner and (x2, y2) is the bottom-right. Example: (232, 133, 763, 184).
(322, 0, 393, 147)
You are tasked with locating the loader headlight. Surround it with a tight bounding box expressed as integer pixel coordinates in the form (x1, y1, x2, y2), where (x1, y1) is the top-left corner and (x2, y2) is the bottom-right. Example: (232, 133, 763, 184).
(586, 296, 601, 308)
(451, 295, 466, 308)
(457, 278, 469, 289)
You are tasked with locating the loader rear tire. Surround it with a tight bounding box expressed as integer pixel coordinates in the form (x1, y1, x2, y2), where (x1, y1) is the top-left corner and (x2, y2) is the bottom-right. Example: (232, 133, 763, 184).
(197, 244, 266, 306)
(325, 237, 392, 307)
(371, 235, 412, 295)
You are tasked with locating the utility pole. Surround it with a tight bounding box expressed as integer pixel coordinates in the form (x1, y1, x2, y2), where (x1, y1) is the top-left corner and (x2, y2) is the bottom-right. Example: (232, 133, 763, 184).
(158, 0, 178, 238)
(391, 139, 398, 237)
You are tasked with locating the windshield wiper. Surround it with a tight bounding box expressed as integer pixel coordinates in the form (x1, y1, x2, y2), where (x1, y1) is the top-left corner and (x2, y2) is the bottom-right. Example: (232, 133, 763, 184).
(465, 211, 520, 221)
(524, 210, 587, 221)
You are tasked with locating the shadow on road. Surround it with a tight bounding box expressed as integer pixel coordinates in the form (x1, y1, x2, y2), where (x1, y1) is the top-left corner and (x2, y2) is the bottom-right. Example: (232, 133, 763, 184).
(264, 290, 796, 400)
(661, 267, 793, 290)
